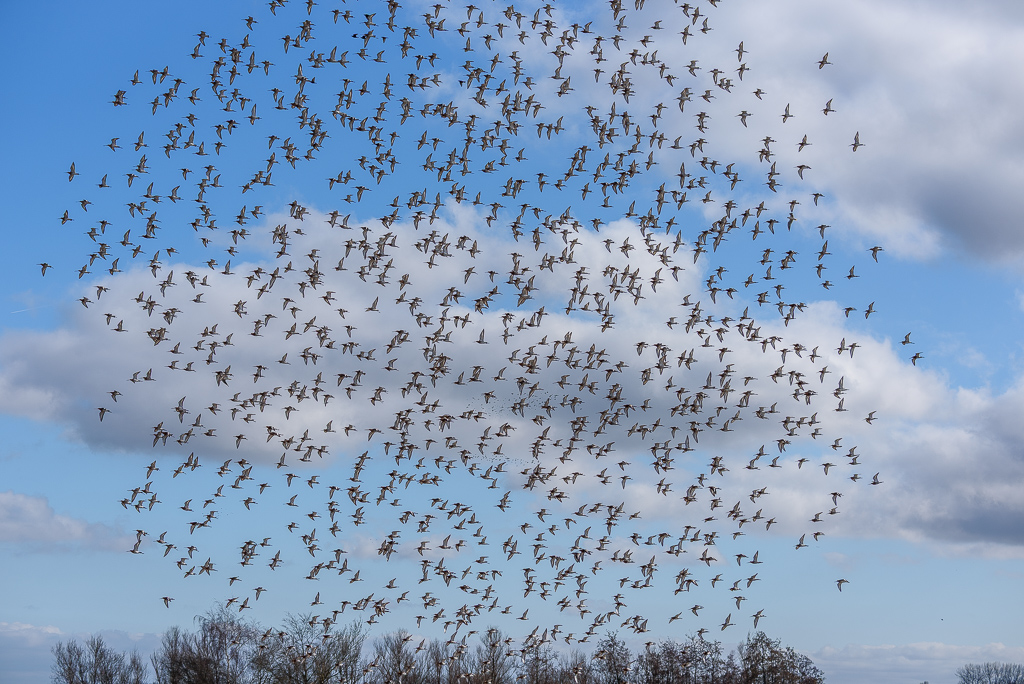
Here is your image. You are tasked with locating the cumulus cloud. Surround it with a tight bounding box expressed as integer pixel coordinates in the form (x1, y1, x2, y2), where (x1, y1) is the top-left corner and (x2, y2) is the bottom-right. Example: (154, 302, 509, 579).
(0, 622, 63, 647)
(2, 201, 1024, 565)
(707, 0, 1024, 264)
(0, 202, 934, 638)
(730, 312, 1024, 555)
(0, 622, 64, 684)
(814, 641, 1024, 684)
(478, 0, 1024, 267)
(827, 371, 1024, 556)
(0, 491, 131, 552)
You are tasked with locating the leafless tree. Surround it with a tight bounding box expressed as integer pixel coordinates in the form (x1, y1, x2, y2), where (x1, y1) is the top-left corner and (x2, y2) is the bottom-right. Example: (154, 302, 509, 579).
(466, 628, 514, 684)
(685, 636, 727, 684)
(150, 606, 263, 684)
(592, 633, 632, 684)
(559, 650, 596, 684)
(633, 639, 697, 684)
(956, 662, 1024, 684)
(726, 632, 824, 684)
(52, 635, 149, 684)
(59, 604, 831, 684)
(515, 641, 560, 684)
(254, 615, 367, 684)
(414, 639, 452, 684)
(368, 629, 418, 684)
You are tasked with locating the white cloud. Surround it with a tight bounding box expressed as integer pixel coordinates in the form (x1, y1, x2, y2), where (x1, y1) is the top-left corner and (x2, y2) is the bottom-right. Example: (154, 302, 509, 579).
(0, 622, 65, 684)
(707, 0, 1024, 265)
(814, 641, 1024, 684)
(3, 203, 1024, 564)
(0, 492, 130, 552)
(0, 622, 63, 647)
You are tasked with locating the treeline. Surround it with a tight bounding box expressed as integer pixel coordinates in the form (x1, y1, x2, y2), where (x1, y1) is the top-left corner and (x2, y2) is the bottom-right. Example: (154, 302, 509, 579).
(52, 606, 825, 684)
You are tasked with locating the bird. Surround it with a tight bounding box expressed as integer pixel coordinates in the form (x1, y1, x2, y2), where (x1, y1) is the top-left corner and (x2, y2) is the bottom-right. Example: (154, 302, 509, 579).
(60, 0, 892, 648)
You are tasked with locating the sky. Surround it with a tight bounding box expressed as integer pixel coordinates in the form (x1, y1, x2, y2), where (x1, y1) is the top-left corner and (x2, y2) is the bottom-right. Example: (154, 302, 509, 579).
(1, 0, 1024, 683)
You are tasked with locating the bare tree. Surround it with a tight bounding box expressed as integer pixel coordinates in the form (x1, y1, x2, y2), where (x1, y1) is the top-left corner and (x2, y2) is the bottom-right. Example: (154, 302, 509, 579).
(60, 604, 834, 684)
(559, 650, 596, 684)
(592, 633, 632, 684)
(467, 628, 514, 684)
(52, 635, 149, 684)
(515, 641, 559, 684)
(415, 639, 451, 684)
(633, 639, 696, 684)
(445, 638, 473, 684)
(694, 636, 727, 684)
(956, 662, 1024, 684)
(369, 629, 418, 684)
(254, 615, 367, 684)
(728, 632, 824, 684)
(329, 620, 370, 684)
(149, 627, 193, 684)
(150, 606, 263, 684)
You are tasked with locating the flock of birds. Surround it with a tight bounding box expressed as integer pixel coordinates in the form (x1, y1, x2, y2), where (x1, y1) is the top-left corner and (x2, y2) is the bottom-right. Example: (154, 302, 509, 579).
(49, 0, 905, 656)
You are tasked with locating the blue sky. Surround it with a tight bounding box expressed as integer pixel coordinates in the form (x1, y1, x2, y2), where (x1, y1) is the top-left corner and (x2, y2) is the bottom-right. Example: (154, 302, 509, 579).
(2, 1, 1024, 683)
